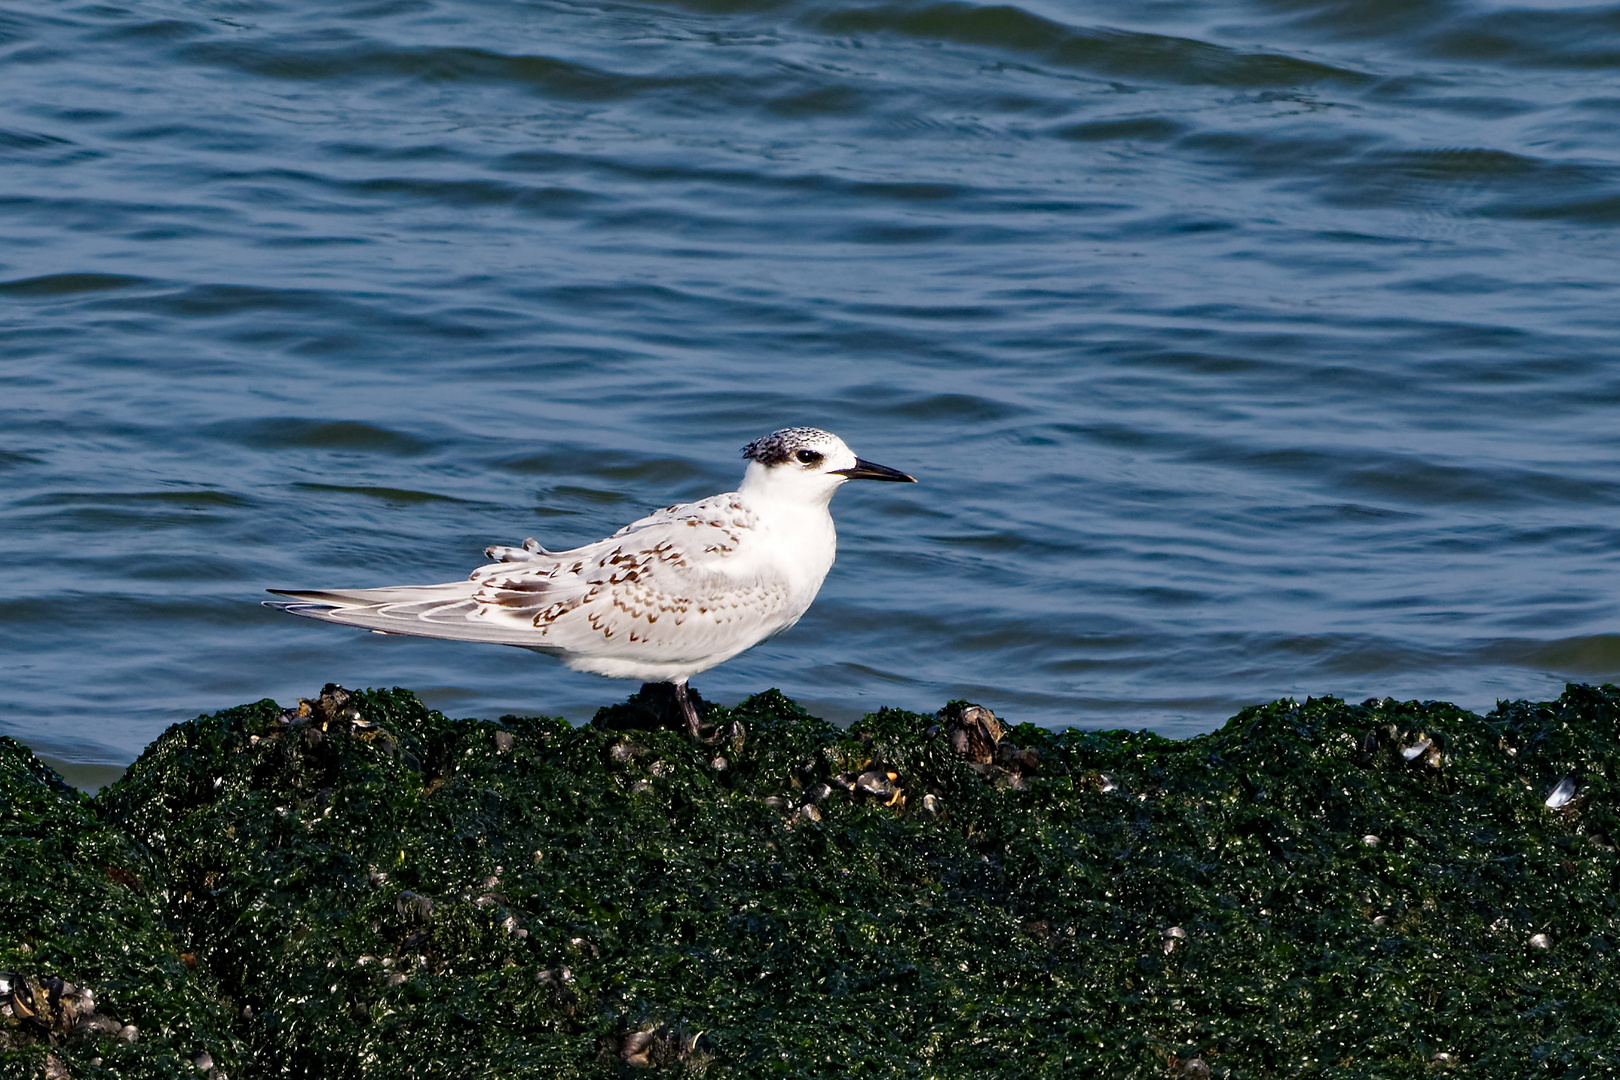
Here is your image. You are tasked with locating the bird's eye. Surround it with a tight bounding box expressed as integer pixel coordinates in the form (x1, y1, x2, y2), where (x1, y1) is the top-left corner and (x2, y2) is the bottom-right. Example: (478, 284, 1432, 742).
(795, 449, 824, 466)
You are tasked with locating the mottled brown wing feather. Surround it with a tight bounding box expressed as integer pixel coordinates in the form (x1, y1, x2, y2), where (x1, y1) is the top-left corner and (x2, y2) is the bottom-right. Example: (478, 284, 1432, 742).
(466, 494, 791, 661)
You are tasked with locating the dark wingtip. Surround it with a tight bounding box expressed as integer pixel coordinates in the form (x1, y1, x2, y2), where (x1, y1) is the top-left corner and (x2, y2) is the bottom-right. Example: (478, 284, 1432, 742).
(265, 589, 342, 613)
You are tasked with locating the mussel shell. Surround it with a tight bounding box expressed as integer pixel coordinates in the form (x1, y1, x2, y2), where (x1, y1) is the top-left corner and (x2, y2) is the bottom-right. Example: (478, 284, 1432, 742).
(1401, 738, 1433, 762)
(854, 770, 896, 798)
(1545, 776, 1578, 810)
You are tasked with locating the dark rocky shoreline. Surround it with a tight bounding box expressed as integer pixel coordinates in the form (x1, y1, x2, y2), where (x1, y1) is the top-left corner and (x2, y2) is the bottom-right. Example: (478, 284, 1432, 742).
(4, 684, 1619, 1079)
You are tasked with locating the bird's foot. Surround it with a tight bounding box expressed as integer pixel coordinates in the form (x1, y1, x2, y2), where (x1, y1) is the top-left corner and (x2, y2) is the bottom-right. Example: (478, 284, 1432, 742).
(671, 682, 724, 742)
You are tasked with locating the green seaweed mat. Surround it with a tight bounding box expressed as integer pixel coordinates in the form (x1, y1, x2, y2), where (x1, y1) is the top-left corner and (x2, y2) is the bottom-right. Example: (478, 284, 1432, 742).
(0, 737, 239, 1079)
(6, 684, 1620, 1078)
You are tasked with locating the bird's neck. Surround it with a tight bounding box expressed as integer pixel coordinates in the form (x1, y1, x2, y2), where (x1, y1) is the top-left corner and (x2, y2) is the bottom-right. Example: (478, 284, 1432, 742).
(737, 462, 839, 511)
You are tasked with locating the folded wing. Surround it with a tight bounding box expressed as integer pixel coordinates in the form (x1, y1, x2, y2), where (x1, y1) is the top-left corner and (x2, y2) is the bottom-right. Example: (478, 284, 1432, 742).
(268, 493, 801, 666)
(467, 494, 796, 663)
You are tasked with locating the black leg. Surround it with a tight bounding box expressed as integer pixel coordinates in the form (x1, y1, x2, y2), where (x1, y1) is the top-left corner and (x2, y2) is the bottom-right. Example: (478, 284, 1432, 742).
(672, 681, 703, 739)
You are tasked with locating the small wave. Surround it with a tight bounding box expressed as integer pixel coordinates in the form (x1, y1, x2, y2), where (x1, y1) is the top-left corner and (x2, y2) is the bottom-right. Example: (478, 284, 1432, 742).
(1423, 6, 1620, 68)
(179, 38, 787, 106)
(9, 490, 252, 532)
(1205, 444, 1620, 509)
(209, 419, 437, 456)
(89, 18, 205, 43)
(292, 483, 479, 506)
(1055, 116, 1186, 142)
(811, 2, 1371, 88)
(0, 273, 148, 297)
(1485, 635, 1620, 675)
(182, 40, 622, 96)
(0, 127, 75, 150)
(17, 490, 254, 509)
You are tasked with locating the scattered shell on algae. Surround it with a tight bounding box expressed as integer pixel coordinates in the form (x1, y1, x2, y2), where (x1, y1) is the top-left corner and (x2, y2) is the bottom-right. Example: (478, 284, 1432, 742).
(1545, 775, 1578, 810)
(0, 733, 240, 1076)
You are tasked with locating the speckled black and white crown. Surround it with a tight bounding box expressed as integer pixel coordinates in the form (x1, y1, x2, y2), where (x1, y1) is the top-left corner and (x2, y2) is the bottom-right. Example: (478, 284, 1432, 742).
(741, 427, 838, 466)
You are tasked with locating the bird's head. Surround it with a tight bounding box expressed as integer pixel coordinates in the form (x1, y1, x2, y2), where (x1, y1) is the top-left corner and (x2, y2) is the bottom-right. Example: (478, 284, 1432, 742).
(738, 427, 915, 505)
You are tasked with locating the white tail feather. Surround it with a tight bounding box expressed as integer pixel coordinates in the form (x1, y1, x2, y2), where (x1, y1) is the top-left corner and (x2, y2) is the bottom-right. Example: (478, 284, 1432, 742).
(265, 582, 554, 648)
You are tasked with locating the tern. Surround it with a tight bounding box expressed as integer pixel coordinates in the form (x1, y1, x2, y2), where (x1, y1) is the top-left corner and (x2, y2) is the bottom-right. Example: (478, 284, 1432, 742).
(268, 427, 916, 738)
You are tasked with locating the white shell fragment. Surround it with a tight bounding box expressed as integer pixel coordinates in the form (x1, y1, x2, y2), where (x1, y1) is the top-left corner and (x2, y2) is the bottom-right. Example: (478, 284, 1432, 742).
(1401, 738, 1433, 762)
(1545, 776, 1577, 810)
(1529, 933, 1551, 950)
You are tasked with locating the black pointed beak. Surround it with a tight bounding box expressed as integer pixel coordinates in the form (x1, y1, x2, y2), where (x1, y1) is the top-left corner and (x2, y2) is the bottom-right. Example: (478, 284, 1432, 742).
(831, 458, 917, 483)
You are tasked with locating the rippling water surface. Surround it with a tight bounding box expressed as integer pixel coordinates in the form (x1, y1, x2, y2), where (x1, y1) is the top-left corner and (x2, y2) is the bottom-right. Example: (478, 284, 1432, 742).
(5, 0, 1620, 766)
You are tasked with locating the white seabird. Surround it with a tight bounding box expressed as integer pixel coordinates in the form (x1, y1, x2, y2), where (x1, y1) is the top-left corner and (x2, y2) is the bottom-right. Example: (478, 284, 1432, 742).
(268, 427, 916, 737)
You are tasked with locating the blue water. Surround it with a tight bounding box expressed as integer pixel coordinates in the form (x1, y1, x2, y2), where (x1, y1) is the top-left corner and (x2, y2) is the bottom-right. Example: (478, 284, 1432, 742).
(5, 0, 1620, 768)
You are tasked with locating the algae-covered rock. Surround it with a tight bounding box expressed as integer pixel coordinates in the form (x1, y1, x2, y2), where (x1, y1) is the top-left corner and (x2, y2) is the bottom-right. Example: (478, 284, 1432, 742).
(7, 684, 1620, 1077)
(0, 737, 239, 1080)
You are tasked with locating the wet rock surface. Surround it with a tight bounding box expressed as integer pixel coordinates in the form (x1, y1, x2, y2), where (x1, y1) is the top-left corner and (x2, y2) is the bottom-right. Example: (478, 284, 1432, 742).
(6, 683, 1620, 1076)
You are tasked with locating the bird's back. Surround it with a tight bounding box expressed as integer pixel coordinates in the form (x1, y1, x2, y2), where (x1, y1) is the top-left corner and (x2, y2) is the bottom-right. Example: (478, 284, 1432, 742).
(271, 489, 837, 682)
